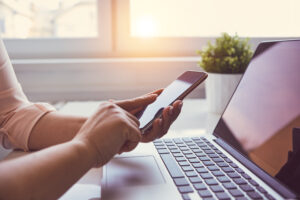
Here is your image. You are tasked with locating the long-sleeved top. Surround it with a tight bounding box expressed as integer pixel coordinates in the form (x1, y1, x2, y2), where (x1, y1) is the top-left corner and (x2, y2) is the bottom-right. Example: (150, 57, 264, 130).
(0, 39, 55, 151)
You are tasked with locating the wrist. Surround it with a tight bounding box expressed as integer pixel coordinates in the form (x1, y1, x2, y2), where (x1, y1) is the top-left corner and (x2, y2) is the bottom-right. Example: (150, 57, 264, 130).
(70, 139, 99, 167)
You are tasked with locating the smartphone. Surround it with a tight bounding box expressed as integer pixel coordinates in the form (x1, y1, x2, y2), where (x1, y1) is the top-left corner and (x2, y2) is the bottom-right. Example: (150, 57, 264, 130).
(138, 71, 208, 133)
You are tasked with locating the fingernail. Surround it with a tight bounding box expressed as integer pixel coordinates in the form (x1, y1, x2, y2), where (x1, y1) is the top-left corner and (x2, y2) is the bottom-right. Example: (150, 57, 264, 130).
(168, 107, 173, 115)
(179, 102, 183, 109)
(159, 119, 163, 127)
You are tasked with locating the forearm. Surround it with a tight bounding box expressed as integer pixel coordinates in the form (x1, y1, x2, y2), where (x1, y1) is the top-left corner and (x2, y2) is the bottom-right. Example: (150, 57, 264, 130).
(0, 140, 96, 200)
(29, 112, 87, 150)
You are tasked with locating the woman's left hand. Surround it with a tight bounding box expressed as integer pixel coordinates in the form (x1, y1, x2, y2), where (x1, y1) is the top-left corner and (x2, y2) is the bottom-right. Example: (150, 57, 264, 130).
(113, 89, 183, 143)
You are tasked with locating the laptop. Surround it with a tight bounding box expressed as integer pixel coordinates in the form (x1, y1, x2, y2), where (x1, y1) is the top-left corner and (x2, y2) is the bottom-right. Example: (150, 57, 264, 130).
(101, 40, 300, 200)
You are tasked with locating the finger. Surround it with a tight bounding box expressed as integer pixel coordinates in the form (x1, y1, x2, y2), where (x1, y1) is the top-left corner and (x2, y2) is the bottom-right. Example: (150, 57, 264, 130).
(119, 141, 139, 153)
(160, 106, 173, 136)
(170, 100, 183, 121)
(141, 118, 163, 142)
(115, 94, 157, 112)
(148, 88, 164, 96)
(125, 110, 140, 127)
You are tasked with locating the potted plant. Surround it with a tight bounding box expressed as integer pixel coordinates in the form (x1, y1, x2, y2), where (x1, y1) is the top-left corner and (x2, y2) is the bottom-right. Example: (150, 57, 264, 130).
(197, 33, 253, 114)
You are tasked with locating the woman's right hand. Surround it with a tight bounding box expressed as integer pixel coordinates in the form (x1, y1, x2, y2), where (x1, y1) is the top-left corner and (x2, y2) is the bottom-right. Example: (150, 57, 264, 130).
(73, 101, 141, 166)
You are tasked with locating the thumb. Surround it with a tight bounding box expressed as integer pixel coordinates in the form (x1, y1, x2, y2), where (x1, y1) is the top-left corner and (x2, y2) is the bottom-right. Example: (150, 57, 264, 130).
(115, 94, 157, 111)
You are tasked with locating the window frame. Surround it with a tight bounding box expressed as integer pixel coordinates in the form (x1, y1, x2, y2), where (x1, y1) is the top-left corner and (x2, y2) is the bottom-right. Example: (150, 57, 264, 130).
(3, 0, 300, 59)
(3, 0, 112, 59)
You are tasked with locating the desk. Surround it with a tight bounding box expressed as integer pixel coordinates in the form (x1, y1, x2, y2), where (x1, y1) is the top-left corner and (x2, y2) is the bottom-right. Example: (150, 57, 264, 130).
(4, 99, 221, 199)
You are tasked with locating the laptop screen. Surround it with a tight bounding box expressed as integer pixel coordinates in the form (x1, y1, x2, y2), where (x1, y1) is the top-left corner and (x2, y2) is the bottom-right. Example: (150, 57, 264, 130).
(213, 41, 300, 188)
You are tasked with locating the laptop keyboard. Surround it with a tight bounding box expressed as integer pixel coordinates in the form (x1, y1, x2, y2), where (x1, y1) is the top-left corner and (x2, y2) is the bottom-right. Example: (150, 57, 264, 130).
(154, 137, 275, 200)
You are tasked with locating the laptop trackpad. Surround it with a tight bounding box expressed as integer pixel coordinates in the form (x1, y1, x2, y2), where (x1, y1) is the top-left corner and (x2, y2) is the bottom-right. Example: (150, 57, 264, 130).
(106, 156, 165, 187)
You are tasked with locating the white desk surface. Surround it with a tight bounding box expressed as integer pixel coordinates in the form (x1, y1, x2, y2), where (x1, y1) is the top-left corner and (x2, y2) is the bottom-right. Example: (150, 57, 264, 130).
(3, 99, 221, 200)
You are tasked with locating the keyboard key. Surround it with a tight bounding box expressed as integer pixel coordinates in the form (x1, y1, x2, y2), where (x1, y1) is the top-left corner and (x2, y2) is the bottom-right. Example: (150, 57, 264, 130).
(233, 178, 247, 185)
(208, 153, 219, 158)
(220, 154, 228, 158)
(216, 150, 222, 154)
(204, 150, 214, 154)
(189, 145, 199, 150)
(186, 154, 196, 159)
(227, 172, 241, 178)
(249, 179, 259, 186)
(173, 138, 183, 144)
(155, 146, 167, 150)
(201, 146, 211, 150)
(247, 191, 263, 199)
(185, 171, 198, 177)
(189, 158, 200, 163)
(174, 177, 189, 186)
(177, 144, 187, 147)
(158, 149, 169, 154)
(160, 154, 184, 178)
(182, 193, 191, 200)
(203, 161, 214, 166)
(176, 157, 187, 162)
(200, 173, 213, 179)
(183, 138, 193, 142)
(236, 197, 248, 200)
(192, 149, 203, 153)
(182, 166, 194, 171)
(204, 178, 218, 185)
(199, 157, 210, 161)
(196, 167, 208, 173)
(223, 182, 237, 189)
(240, 184, 254, 192)
(212, 170, 225, 177)
(194, 183, 207, 190)
(189, 176, 202, 183)
(168, 146, 179, 150)
(265, 193, 276, 200)
(256, 186, 267, 194)
(210, 185, 224, 192)
(230, 163, 238, 168)
(170, 149, 181, 153)
(229, 189, 244, 197)
(182, 150, 193, 154)
(222, 167, 234, 173)
(198, 190, 213, 198)
(212, 158, 224, 162)
(207, 165, 219, 171)
(195, 153, 206, 157)
(236, 168, 245, 174)
(215, 192, 230, 200)
(178, 186, 194, 193)
(217, 162, 229, 167)
(173, 153, 184, 157)
(179, 147, 189, 151)
(178, 161, 190, 166)
(192, 163, 204, 168)
(241, 173, 251, 180)
(217, 176, 231, 183)
(224, 158, 232, 163)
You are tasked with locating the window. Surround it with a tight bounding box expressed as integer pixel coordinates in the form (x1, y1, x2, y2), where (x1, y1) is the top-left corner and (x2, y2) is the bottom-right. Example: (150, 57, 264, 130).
(0, 0, 98, 38)
(1, 0, 300, 59)
(130, 0, 300, 38)
(1, 0, 111, 59)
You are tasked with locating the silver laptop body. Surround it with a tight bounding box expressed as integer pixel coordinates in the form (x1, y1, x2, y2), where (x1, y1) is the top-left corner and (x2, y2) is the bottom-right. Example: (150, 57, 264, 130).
(102, 40, 300, 200)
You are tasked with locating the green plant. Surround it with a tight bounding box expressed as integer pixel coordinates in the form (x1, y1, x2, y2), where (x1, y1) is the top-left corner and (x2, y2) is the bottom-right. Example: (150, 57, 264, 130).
(197, 33, 253, 74)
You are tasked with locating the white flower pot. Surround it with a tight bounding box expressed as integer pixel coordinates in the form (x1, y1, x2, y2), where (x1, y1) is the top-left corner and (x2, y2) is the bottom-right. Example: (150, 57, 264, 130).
(205, 73, 242, 114)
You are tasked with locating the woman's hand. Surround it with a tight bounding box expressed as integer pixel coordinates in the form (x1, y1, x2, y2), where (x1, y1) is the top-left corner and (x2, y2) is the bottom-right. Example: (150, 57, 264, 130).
(114, 89, 183, 143)
(74, 102, 142, 166)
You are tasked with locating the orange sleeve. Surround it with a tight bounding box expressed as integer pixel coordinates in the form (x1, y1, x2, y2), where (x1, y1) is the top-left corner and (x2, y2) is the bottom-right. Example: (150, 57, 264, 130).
(0, 39, 56, 151)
